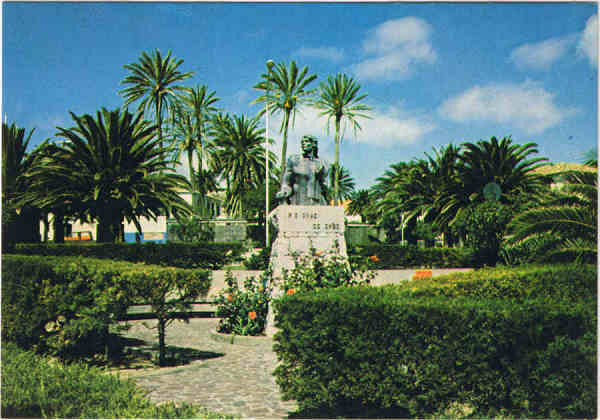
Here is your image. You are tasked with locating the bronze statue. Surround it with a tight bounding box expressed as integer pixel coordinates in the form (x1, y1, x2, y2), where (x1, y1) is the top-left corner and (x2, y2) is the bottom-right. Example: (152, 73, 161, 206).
(276, 135, 328, 205)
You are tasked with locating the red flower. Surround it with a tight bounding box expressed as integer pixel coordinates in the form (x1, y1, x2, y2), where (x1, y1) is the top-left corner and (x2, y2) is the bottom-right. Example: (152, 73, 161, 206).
(227, 294, 233, 302)
(369, 255, 380, 263)
(248, 311, 257, 320)
(286, 288, 296, 296)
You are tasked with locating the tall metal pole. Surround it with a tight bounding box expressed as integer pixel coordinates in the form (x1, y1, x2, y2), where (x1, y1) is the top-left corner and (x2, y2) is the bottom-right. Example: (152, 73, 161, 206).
(265, 59, 275, 248)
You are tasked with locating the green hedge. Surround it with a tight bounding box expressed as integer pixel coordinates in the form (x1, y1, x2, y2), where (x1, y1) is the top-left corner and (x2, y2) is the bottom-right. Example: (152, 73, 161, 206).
(349, 244, 475, 269)
(273, 265, 596, 418)
(401, 263, 597, 305)
(10, 242, 245, 269)
(1, 342, 231, 418)
(1, 255, 211, 358)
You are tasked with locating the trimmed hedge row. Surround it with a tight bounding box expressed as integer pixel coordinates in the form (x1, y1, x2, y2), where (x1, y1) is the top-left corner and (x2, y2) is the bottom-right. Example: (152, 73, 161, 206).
(349, 244, 475, 269)
(1, 255, 211, 358)
(273, 264, 596, 418)
(10, 242, 245, 269)
(1, 342, 231, 418)
(398, 263, 597, 305)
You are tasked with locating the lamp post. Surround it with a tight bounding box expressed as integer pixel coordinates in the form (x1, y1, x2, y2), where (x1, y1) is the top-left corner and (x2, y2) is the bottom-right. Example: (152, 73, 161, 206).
(265, 59, 275, 248)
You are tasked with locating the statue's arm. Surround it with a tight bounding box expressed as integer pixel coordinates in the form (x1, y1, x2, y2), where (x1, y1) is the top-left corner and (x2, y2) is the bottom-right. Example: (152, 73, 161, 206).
(276, 157, 296, 198)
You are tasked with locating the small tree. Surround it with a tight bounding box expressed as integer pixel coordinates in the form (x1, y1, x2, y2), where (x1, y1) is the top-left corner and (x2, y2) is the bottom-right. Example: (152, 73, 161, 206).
(130, 268, 210, 366)
(454, 201, 512, 267)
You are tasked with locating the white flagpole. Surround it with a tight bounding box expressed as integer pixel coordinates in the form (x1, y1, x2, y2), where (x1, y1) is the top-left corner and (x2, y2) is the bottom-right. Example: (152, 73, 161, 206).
(265, 59, 274, 248)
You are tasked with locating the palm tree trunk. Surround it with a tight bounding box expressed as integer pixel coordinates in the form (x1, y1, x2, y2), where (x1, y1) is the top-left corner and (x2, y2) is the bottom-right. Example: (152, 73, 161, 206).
(279, 112, 291, 186)
(187, 146, 195, 190)
(334, 117, 341, 206)
(53, 211, 65, 244)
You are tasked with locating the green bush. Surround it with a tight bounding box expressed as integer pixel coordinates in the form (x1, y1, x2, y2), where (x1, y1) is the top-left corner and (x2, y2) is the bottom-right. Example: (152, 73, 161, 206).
(168, 217, 214, 242)
(1, 342, 232, 418)
(279, 249, 373, 294)
(273, 264, 596, 418)
(215, 271, 271, 336)
(399, 264, 597, 305)
(453, 202, 513, 267)
(11, 242, 245, 269)
(1, 255, 211, 361)
(349, 244, 475, 269)
(243, 247, 270, 270)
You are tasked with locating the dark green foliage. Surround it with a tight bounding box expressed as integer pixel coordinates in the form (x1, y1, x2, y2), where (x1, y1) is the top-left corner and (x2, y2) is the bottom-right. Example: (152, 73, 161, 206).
(215, 271, 271, 335)
(11, 242, 244, 269)
(243, 247, 270, 270)
(349, 244, 475, 269)
(453, 201, 513, 267)
(273, 264, 596, 418)
(1, 342, 231, 419)
(246, 223, 267, 247)
(1, 255, 210, 362)
(168, 217, 214, 242)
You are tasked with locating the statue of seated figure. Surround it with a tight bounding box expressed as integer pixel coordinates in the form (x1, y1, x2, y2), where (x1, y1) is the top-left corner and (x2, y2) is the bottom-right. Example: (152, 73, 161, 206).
(276, 135, 328, 205)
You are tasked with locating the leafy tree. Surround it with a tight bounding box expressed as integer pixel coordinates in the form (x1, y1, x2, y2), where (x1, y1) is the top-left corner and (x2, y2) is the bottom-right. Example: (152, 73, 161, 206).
(210, 113, 276, 217)
(252, 60, 317, 181)
(507, 170, 597, 263)
(313, 73, 371, 204)
(453, 201, 513, 266)
(24, 108, 192, 243)
(2, 122, 41, 247)
(120, 49, 193, 150)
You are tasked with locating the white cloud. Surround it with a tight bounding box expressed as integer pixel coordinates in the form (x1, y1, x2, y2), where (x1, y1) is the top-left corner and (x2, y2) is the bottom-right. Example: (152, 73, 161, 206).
(357, 106, 436, 147)
(510, 35, 576, 70)
(438, 81, 578, 135)
(296, 46, 345, 62)
(351, 17, 437, 80)
(266, 105, 435, 162)
(577, 14, 598, 67)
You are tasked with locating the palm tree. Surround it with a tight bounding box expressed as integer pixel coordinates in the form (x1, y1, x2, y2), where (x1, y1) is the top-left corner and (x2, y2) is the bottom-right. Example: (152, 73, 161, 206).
(583, 148, 597, 167)
(347, 189, 374, 223)
(169, 99, 219, 216)
(252, 60, 317, 181)
(210, 113, 277, 217)
(2, 122, 41, 246)
(24, 108, 192, 243)
(507, 169, 597, 263)
(120, 49, 193, 150)
(183, 85, 220, 174)
(325, 163, 356, 204)
(458, 136, 547, 204)
(313, 73, 371, 205)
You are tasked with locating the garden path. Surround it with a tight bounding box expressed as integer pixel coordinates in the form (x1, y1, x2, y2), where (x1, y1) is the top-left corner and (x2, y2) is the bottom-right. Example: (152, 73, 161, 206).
(119, 318, 297, 419)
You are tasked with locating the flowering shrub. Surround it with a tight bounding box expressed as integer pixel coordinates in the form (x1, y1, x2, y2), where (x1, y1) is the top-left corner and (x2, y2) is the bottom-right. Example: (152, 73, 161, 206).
(279, 247, 374, 294)
(215, 270, 271, 336)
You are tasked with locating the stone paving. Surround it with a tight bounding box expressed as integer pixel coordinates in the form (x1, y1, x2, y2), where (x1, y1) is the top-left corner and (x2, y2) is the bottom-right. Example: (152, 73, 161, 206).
(120, 318, 297, 419)
(120, 269, 473, 419)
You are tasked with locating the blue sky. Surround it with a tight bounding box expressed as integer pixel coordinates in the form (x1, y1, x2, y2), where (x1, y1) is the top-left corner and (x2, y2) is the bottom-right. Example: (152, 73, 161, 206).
(3, 2, 598, 190)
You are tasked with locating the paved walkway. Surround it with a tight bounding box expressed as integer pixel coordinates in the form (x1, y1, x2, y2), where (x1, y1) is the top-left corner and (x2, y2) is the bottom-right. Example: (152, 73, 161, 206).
(120, 318, 297, 419)
(121, 269, 473, 418)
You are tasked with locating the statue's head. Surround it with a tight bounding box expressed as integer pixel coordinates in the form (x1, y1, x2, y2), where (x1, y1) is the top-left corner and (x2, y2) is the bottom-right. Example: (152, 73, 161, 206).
(301, 135, 318, 158)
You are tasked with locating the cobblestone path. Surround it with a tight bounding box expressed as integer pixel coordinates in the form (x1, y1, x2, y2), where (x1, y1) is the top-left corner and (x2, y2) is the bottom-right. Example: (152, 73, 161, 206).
(120, 318, 297, 419)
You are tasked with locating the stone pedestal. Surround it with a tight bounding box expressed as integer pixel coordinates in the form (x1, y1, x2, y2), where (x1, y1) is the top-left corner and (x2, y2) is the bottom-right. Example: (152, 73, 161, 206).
(265, 205, 347, 336)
